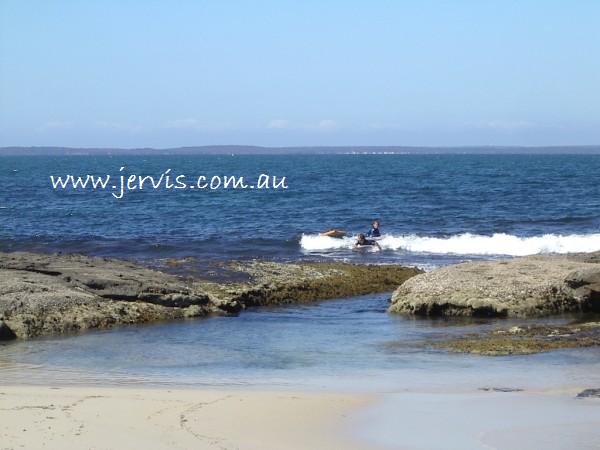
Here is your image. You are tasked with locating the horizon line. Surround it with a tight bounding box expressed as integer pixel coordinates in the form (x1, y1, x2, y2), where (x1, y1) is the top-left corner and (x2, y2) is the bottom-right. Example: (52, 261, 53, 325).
(3, 144, 600, 149)
(2, 144, 600, 156)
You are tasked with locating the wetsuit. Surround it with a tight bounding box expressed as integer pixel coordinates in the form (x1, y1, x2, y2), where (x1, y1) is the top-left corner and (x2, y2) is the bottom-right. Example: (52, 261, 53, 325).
(357, 238, 376, 246)
(367, 228, 381, 238)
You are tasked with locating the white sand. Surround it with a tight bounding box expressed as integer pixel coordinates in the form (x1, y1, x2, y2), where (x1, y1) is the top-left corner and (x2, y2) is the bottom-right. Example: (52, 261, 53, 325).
(0, 385, 374, 450)
(3, 384, 600, 449)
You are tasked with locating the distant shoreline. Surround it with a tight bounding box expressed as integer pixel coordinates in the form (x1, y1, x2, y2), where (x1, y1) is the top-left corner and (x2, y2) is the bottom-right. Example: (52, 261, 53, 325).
(2, 145, 600, 156)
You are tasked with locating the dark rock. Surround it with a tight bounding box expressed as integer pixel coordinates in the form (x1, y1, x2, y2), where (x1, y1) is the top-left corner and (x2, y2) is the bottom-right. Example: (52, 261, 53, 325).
(479, 387, 524, 393)
(0, 319, 16, 340)
(565, 269, 600, 312)
(576, 388, 600, 399)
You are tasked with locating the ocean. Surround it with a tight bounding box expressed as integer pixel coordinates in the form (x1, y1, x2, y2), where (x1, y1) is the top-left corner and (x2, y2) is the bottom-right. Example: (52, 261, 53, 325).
(2, 153, 600, 389)
(1, 154, 600, 266)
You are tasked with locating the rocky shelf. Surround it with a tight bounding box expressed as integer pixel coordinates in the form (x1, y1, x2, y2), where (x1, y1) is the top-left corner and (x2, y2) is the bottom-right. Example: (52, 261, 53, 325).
(0, 252, 421, 340)
(389, 252, 600, 318)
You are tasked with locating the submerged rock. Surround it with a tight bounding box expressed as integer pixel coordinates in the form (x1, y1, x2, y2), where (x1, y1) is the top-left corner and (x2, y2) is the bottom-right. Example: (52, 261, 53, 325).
(437, 321, 600, 356)
(0, 252, 420, 340)
(576, 388, 600, 399)
(389, 253, 600, 317)
(478, 387, 524, 393)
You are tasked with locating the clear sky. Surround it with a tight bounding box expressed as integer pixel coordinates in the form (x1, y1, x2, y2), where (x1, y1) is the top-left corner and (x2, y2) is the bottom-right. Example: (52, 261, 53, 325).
(1, 0, 599, 148)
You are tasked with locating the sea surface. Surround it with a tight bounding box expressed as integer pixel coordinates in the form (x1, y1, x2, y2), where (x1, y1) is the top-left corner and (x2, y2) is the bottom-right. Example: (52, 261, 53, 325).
(1, 153, 600, 389)
(1, 154, 600, 267)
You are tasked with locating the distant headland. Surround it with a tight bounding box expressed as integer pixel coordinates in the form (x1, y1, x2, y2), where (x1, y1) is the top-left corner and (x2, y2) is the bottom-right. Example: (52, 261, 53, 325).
(1, 145, 600, 156)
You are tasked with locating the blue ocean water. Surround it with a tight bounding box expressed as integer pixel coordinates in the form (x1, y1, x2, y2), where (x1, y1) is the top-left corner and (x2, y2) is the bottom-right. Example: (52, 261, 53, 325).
(1, 154, 600, 265)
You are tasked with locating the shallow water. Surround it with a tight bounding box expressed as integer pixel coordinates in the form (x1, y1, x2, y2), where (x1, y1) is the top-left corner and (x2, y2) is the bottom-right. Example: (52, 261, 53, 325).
(2, 294, 600, 391)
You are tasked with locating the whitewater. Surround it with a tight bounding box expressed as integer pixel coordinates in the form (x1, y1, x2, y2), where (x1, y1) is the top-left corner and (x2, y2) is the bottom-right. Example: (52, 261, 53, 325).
(300, 232, 600, 257)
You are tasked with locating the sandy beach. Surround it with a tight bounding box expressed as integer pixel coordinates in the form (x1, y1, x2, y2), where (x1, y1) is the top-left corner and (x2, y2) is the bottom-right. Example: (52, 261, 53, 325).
(0, 385, 374, 450)
(3, 384, 600, 450)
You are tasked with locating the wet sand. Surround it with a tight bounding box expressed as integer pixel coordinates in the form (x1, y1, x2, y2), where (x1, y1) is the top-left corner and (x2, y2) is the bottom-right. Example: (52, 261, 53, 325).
(355, 388, 600, 450)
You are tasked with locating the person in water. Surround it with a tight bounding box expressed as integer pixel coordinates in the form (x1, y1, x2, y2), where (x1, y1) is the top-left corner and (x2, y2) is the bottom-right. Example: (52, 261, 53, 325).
(366, 219, 381, 238)
(354, 233, 381, 250)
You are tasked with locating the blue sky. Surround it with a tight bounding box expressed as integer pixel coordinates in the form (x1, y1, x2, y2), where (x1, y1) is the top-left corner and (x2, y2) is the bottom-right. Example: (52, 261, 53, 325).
(1, 0, 599, 147)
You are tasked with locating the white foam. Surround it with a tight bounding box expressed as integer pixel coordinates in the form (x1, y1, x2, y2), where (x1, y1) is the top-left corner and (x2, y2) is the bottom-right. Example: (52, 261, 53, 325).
(300, 234, 355, 251)
(300, 232, 600, 256)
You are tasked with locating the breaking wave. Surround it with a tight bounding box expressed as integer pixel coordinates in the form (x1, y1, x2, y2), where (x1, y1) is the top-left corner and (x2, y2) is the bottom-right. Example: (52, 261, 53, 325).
(299, 232, 600, 256)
